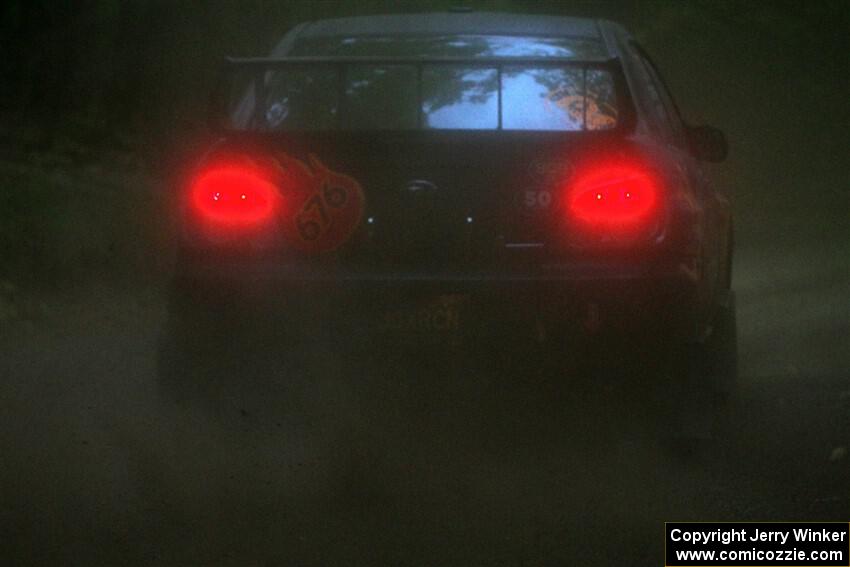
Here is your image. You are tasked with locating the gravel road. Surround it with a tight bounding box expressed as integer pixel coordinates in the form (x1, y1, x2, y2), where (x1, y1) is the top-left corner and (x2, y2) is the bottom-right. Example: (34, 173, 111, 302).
(1, 236, 848, 566)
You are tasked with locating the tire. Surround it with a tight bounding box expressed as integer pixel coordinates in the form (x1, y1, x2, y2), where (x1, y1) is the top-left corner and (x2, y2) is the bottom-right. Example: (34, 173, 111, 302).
(156, 277, 335, 415)
(156, 278, 244, 405)
(663, 291, 738, 449)
(706, 292, 738, 401)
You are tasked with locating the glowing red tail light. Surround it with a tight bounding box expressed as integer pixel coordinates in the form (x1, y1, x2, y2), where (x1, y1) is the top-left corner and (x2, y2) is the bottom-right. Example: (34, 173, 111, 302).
(567, 164, 660, 234)
(190, 165, 280, 226)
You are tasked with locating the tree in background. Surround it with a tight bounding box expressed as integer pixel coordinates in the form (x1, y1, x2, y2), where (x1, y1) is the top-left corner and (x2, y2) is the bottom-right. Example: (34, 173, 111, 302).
(0, 0, 846, 178)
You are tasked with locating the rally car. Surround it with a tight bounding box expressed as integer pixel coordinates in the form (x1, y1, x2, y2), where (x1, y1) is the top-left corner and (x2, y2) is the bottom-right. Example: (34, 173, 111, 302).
(159, 12, 735, 437)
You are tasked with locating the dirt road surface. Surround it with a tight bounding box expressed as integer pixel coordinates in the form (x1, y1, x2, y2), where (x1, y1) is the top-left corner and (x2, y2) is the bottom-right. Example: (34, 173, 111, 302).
(1, 231, 848, 565)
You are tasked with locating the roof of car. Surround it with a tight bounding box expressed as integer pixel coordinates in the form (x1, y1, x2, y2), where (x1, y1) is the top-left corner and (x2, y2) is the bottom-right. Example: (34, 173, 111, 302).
(294, 12, 607, 41)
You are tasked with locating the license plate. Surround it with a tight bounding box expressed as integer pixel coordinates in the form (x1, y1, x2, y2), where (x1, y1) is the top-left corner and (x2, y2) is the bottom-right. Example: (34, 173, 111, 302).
(378, 294, 467, 334)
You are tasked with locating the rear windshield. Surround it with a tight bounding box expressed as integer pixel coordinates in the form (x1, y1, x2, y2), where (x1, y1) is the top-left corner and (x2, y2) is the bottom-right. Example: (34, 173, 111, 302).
(226, 35, 619, 132)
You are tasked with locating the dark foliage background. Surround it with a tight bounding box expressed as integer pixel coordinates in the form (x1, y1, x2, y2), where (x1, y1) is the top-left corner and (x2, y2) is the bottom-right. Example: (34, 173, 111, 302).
(0, 0, 847, 290)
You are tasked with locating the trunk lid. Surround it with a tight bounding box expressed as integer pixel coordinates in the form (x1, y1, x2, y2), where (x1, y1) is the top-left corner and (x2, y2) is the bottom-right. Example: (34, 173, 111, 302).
(261, 131, 622, 270)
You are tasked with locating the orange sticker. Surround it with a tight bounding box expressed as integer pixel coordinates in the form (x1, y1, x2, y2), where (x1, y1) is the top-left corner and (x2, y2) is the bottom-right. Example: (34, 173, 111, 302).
(272, 153, 365, 254)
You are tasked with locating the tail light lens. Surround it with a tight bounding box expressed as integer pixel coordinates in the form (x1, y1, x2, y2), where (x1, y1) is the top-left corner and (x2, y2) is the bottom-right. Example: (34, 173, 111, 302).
(566, 163, 661, 237)
(189, 165, 281, 227)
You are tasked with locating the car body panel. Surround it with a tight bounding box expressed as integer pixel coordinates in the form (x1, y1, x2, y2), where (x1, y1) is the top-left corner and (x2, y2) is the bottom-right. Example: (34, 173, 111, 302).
(176, 12, 733, 344)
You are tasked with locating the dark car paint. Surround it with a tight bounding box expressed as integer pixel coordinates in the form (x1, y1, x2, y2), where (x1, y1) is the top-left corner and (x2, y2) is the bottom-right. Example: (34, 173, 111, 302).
(177, 13, 732, 344)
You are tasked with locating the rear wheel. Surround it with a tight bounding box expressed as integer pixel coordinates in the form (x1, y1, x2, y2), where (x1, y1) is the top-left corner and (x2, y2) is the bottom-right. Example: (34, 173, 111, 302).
(663, 292, 738, 450)
(157, 276, 346, 419)
(156, 277, 246, 405)
(706, 292, 738, 400)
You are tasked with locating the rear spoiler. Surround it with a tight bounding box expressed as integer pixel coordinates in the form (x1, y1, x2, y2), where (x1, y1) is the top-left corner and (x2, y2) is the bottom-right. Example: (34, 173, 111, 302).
(212, 55, 632, 132)
(224, 55, 618, 66)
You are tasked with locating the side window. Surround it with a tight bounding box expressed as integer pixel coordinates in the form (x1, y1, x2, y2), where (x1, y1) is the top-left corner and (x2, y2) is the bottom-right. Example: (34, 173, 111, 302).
(631, 43, 688, 148)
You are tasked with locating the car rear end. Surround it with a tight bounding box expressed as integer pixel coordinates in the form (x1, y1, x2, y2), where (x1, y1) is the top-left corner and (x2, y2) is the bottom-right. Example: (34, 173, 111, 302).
(170, 20, 708, 360)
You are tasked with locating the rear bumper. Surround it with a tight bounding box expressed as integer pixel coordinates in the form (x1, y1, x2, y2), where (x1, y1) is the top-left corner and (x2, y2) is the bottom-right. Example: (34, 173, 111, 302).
(174, 255, 705, 342)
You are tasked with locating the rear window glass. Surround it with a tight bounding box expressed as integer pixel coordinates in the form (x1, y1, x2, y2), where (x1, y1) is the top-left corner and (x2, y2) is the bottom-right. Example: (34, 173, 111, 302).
(502, 67, 617, 131)
(226, 35, 619, 132)
(422, 67, 498, 130)
(346, 65, 419, 129)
